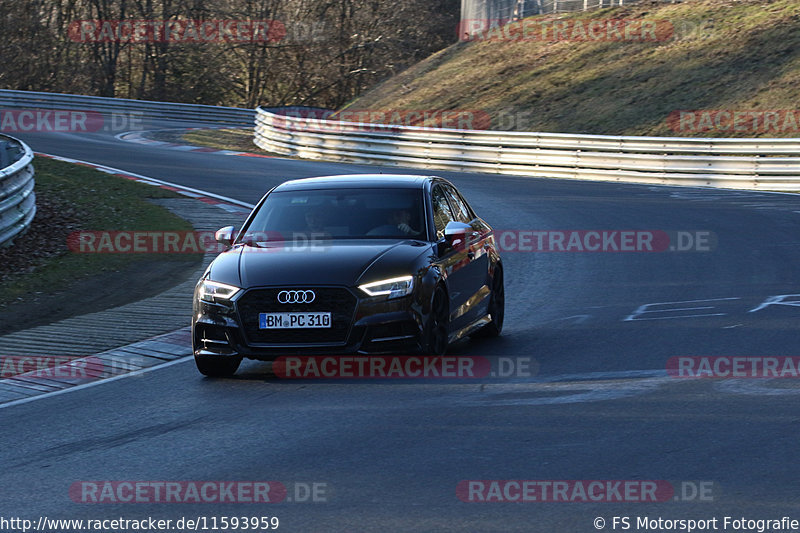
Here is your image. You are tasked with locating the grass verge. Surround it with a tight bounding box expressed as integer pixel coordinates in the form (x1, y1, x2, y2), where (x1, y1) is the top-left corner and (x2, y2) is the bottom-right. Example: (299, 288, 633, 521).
(148, 128, 278, 154)
(183, 128, 264, 152)
(0, 157, 202, 333)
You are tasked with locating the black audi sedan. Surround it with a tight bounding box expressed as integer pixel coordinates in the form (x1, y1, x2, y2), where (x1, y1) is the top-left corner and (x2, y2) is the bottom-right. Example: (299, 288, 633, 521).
(192, 174, 504, 376)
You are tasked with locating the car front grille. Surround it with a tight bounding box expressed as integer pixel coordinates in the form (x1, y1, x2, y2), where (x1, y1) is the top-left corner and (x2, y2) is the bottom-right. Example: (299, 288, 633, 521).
(236, 287, 357, 345)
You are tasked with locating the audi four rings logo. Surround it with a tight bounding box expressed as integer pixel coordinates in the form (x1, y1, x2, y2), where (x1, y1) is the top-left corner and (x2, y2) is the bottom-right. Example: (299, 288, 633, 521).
(277, 290, 316, 304)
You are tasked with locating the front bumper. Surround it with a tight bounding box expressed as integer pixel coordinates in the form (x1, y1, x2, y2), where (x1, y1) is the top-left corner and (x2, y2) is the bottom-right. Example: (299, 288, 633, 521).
(192, 286, 425, 360)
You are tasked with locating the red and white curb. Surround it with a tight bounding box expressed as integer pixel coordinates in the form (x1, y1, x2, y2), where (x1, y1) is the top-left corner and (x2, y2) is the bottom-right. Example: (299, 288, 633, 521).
(115, 128, 275, 158)
(0, 329, 192, 408)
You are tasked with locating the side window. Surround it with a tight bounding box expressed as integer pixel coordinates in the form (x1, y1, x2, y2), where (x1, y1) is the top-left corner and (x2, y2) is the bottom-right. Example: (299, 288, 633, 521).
(432, 185, 455, 238)
(443, 185, 473, 223)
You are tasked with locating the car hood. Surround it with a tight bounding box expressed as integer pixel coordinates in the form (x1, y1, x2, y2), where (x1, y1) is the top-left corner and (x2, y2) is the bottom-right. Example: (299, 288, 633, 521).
(206, 239, 431, 288)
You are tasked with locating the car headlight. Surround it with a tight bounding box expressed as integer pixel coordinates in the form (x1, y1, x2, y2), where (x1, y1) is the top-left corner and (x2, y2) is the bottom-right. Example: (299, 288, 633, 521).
(198, 280, 241, 303)
(359, 275, 414, 299)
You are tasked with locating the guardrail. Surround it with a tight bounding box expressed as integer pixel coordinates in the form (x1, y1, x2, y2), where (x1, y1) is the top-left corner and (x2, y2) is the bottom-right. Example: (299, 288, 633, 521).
(254, 109, 800, 191)
(0, 90, 254, 126)
(0, 135, 35, 247)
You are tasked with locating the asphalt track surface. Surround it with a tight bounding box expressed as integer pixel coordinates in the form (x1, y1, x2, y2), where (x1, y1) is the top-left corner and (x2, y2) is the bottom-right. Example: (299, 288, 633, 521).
(3, 121, 800, 532)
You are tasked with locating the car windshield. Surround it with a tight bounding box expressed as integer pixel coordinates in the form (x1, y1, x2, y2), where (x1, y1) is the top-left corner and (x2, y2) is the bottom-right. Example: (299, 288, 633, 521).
(238, 187, 427, 242)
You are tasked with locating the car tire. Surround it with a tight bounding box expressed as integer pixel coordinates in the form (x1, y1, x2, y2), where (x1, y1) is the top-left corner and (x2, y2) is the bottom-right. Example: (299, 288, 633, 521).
(194, 354, 242, 377)
(422, 286, 450, 355)
(471, 266, 504, 338)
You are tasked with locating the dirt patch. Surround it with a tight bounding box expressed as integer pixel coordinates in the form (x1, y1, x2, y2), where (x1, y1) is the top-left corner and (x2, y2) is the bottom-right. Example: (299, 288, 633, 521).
(0, 187, 80, 284)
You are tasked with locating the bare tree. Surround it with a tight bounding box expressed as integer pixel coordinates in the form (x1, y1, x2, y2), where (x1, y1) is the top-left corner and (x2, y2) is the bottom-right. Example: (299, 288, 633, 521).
(0, 0, 459, 108)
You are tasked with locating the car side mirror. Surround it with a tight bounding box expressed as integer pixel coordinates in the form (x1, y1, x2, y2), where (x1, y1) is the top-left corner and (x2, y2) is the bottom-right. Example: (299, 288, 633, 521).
(215, 226, 236, 247)
(439, 221, 472, 253)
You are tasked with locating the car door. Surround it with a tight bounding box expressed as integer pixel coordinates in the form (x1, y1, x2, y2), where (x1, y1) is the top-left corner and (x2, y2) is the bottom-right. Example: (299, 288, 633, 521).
(442, 184, 492, 325)
(431, 184, 473, 333)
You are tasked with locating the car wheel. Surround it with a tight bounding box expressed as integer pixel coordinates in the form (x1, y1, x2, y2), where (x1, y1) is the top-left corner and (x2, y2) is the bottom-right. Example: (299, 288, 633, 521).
(194, 354, 242, 377)
(471, 266, 504, 338)
(422, 286, 450, 355)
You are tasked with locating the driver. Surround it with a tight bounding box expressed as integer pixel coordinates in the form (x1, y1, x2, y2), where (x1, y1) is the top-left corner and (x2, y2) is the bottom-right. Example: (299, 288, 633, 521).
(389, 209, 419, 235)
(391, 209, 418, 236)
(304, 208, 326, 233)
(366, 208, 420, 237)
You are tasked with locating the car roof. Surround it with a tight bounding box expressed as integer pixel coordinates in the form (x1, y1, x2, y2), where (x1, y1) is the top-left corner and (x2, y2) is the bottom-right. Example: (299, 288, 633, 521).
(273, 174, 435, 191)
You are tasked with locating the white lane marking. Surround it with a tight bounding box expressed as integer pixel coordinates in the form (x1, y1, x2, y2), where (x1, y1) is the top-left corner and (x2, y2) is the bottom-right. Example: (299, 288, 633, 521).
(715, 379, 800, 396)
(536, 369, 667, 382)
(647, 185, 800, 200)
(749, 294, 800, 313)
(537, 314, 592, 326)
(454, 369, 671, 406)
(115, 128, 224, 142)
(0, 357, 192, 410)
(174, 190, 203, 198)
(454, 365, 800, 405)
(624, 297, 741, 321)
(40, 153, 256, 209)
(628, 313, 728, 321)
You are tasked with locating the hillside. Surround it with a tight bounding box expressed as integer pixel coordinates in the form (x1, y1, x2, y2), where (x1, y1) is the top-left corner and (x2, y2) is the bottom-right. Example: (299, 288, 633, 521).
(341, 0, 800, 137)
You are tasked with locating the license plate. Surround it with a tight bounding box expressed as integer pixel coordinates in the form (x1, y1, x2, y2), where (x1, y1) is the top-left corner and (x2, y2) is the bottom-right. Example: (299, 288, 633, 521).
(259, 312, 331, 329)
